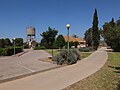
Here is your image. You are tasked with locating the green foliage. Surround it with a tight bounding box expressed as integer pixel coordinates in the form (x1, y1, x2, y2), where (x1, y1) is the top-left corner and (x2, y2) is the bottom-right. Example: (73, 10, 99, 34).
(52, 49, 81, 65)
(92, 9, 100, 50)
(13, 38, 23, 46)
(65, 41, 75, 49)
(23, 42, 29, 49)
(0, 38, 5, 48)
(0, 47, 23, 56)
(34, 46, 46, 50)
(102, 18, 115, 46)
(103, 18, 120, 51)
(52, 55, 64, 65)
(74, 41, 79, 48)
(54, 35, 65, 49)
(84, 28, 92, 46)
(67, 50, 77, 64)
(40, 27, 58, 49)
(0, 48, 5, 56)
(4, 38, 12, 47)
(79, 47, 94, 52)
(72, 49, 81, 60)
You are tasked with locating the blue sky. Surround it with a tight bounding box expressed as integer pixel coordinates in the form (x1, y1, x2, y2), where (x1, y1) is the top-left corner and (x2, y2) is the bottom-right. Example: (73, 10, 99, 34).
(0, 0, 120, 42)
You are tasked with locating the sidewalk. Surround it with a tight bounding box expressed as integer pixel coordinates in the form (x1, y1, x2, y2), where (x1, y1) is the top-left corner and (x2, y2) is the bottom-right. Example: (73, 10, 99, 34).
(0, 50, 58, 83)
(0, 47, 108, 90)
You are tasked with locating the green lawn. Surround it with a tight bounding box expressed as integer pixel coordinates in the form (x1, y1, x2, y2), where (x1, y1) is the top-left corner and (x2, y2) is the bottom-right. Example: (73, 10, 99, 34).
(80, 52, 92, 59)
(44, 49, 60, 55)
(63, 52, 120, 90)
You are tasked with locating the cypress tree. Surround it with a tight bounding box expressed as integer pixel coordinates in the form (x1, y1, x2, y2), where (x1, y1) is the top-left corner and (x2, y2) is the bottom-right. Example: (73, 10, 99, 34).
(109, 18, 115, 27)
(92, 9, 100, 50)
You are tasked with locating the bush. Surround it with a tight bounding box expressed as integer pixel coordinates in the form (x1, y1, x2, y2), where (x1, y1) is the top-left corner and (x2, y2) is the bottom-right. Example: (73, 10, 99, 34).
(52, 49, 81, 65)
(23, 43, 29, 49)
(52, 55, 64, 65)
(0, 48, 4, 56)
(79, 47, 94, 52)
(72, 49, 81, 60)
(67, 50, 77, 64)
(34, 46, 46, 50)
(0, 47, 23, 56)
(59, 49, 68, 59)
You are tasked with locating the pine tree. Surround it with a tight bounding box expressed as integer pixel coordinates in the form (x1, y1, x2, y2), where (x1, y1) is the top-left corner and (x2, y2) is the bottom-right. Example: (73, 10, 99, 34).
(92, 9, 100, 50)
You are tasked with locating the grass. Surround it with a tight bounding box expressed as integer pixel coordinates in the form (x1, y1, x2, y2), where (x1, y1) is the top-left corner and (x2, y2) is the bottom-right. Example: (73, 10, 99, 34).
(63, 52, 120, 90)
(44, 49, 60, 56)
(80, 52, 92, 59)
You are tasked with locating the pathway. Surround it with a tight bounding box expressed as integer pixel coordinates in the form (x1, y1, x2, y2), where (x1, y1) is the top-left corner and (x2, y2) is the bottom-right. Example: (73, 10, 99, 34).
(0, 47, 108, 90)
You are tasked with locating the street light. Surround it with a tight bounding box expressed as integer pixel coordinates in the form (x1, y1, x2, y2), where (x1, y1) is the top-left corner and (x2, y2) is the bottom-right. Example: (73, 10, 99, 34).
(66, 24, 70, 55)
(13, 38, 16, 56)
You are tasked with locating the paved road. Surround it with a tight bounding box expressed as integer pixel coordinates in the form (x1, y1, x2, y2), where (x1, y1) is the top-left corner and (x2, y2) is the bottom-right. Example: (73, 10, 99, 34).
(0, 47, 108, 90)
(0, 50, 58, 82)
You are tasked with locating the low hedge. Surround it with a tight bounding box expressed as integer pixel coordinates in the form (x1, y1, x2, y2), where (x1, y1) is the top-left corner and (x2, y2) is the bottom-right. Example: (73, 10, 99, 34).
(0, 47, 23, 56)
(79, 47, 95, 52)
(34, 46, 46, 50)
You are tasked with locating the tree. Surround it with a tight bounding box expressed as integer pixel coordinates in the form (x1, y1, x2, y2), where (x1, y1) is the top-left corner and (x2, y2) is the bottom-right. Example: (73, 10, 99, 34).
(74, 41, 79, 48)
(54, 35, 65, 49)
(103, 18, 115, 46)
(103, 18, 120, 51)
(0, 38, 5, 48)
(84, 28, 92, 46)
(40, 27, 58, 49)
(92, 9, 100, 50)
(109, 18, 115, 27)
(13, 38, 23, 46)
(4, 38, 11, 47)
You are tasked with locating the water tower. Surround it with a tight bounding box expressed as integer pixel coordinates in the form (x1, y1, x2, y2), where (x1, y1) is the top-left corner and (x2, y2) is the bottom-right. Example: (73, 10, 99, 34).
(27, 26, 36, 48)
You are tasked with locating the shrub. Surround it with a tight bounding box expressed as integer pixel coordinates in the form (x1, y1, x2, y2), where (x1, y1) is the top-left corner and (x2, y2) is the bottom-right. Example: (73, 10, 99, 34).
(0, 48, 4, 56)
(72, 49, 81, 60)
(34, 46, 46, 50)
(23, 43, 29, 49)
(52, 49, 80, 65)
(0, 47, 23, 56)
(79, 47, 94, 52)
(59, 49, 68, 59)
(67, 50, 77, 65)
(52, 55, 64, 65)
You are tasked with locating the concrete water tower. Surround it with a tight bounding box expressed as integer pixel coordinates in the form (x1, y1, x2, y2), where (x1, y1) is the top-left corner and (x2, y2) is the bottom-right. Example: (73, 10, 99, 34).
(27, 26, 36, 48)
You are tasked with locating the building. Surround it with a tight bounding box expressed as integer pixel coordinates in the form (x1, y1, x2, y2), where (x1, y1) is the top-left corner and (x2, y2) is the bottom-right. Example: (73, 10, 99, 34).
(63, 36, 86, 48)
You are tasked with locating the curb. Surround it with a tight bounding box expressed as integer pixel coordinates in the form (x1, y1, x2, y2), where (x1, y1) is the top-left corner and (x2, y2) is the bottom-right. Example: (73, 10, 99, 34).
(0, 65, 63, 84)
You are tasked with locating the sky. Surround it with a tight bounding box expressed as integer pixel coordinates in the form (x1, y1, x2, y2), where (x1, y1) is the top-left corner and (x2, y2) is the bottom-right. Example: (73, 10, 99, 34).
(0, 0, 120, 42)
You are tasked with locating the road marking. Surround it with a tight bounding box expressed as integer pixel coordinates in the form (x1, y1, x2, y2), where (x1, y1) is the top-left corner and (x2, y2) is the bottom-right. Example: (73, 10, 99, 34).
(17, 64, 35, 72)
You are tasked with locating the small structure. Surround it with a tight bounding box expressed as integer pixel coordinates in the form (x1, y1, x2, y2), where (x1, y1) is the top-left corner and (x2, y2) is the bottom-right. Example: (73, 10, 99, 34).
(27, 26, 36, 49)
(63, 36, 86, 48)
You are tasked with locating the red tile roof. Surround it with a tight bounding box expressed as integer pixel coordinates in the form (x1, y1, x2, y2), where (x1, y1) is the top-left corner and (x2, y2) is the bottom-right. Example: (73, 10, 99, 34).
(63, 36, 86, 43)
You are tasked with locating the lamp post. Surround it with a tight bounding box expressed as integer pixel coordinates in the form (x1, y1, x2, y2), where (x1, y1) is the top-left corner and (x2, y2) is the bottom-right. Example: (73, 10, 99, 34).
(66, 24, 70, 55)
(13, 38, 16, 56)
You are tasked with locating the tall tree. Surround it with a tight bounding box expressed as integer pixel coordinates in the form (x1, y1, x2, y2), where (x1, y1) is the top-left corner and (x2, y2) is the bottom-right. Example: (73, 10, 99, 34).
(109, 18, 115, 27)
(4, 38, 11, 47)
(103, 18, 115, 46)
(0, 38, 5, 48)
(103, 18, 120, 51)
(84, 28, 92, 46)
(13, 38, 23, 46)
(74, 41, 79, 48)
(54, 35, 65, 49)
(40, 27, 58, 49)
(92, 9, 100, 50)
